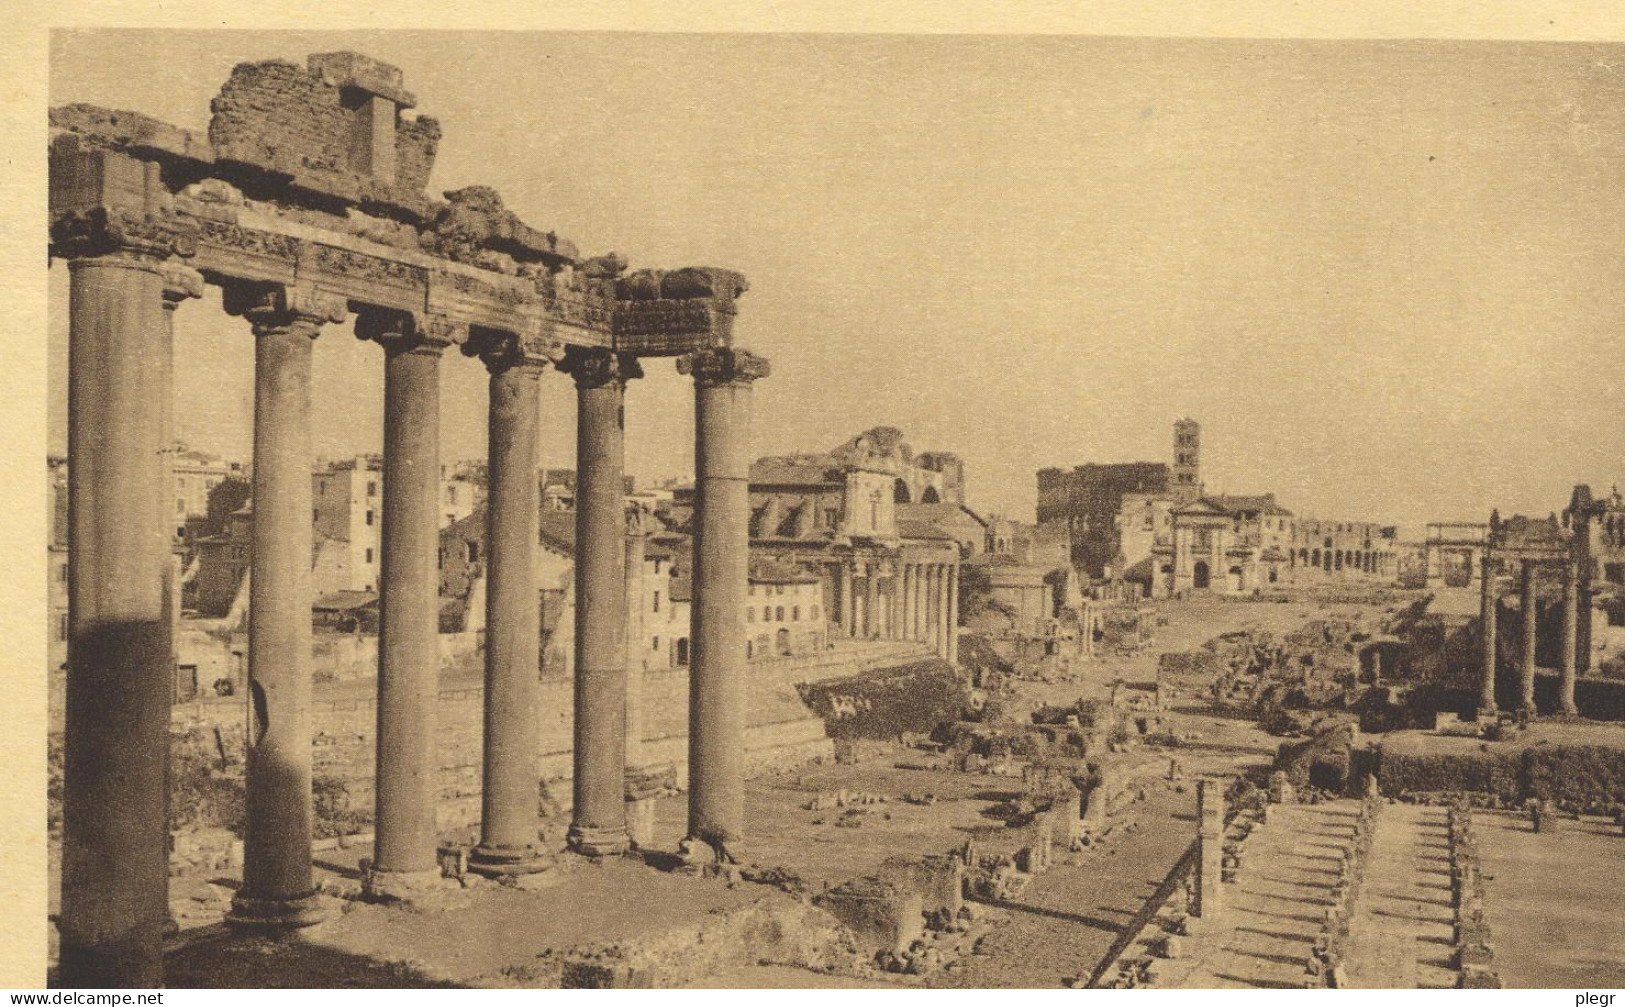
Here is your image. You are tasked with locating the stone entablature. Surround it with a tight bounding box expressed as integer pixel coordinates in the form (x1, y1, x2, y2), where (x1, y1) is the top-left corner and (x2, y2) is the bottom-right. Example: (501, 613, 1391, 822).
(49, 53, 745, 359)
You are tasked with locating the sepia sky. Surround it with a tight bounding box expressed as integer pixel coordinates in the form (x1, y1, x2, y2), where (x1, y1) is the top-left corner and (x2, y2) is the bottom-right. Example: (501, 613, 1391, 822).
(46, 30, 1625, 536)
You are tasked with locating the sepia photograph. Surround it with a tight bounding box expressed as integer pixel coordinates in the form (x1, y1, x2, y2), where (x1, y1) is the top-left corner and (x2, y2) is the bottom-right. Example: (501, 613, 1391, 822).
(14, 13, 1625, 992)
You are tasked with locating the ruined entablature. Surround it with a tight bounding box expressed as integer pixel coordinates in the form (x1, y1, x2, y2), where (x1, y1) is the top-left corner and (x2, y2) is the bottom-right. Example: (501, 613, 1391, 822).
(48, 51, 748, 357)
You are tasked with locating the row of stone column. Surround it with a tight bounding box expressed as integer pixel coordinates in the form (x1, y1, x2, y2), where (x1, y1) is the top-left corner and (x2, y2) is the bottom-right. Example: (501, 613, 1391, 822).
(837, 560, 958, 662)
(1478, 554, 1581, 718)
(57, 251, 768, 985)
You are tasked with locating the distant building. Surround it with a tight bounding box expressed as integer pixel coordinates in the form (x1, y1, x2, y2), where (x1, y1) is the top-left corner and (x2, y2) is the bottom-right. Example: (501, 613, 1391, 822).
(170, 442, 245, 539)
(666, 426, 965, 653)
(1038, 419, 1200, 579)
(1288, 519, 1399, 582)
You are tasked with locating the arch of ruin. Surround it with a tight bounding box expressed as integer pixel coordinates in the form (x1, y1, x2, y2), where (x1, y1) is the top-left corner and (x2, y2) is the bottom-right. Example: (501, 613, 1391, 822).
(49, 51, 768, 986)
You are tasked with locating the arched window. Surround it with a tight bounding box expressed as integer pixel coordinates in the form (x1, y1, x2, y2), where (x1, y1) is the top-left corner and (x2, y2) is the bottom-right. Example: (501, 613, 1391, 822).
(792, 605, 801, 621)
(894, 479, 911, 504)
(921, 486, 941, 504)
(776, 627, 791, 655)
(775, 606, 785, 621)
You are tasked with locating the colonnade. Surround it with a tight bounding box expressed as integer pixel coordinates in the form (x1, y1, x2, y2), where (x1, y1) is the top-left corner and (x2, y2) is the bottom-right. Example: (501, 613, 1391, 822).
(1478, 553, 1582, 719)
(57, 256, 767, 981)
(836, 557, 959, 664)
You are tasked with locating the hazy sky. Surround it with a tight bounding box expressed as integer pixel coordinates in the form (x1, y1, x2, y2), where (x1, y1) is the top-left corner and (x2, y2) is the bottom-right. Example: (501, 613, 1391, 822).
(46, 31, 1625, 535)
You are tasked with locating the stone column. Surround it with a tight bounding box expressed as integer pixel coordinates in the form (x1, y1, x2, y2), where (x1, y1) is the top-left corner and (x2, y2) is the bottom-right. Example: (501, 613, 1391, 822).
(947, 563, 960, 665)
(926, 563, 942, 658)
(59, 248, 188, 987)
(840, 561, 856, 638)
(624, 506, 649, 773)
(467, 332, 557, 877)
(864, 566, 879, 639)
(1195, 777, 1224, 917)
(1479, 555, 1498, 717)
(678, 347, 770, 862)
(1520, 560, 1538, 716)
(559, 347, 642, 857)
(360, 311, 456, 898)
(902, 564, 915, 643)
(1560, 561, 1579, 717)
(223, 284, 344, 926)
(924, 565, 938, 650)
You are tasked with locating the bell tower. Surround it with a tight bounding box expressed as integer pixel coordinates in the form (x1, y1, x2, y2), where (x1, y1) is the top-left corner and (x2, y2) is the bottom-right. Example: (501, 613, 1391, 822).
(1173, 418, 1201, 501)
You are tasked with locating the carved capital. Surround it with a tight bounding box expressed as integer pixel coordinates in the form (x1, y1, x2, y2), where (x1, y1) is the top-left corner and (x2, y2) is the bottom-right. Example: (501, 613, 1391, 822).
(222, 281, 347, 338)
(678, 346, 770, 387)
(354, 307, 464, 354)
(50, 205, 199, 263)
(557, 346, 643, 390)
(462, 325, 565, 375)
(159, 262, 206, 309)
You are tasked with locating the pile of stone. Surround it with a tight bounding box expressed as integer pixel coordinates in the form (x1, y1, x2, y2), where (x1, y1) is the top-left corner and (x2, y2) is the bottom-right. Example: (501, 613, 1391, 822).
(1305, 790, 1383, 988)
(1448, 804, 1502, 989)
(816, 852, 986, 977)
(803, 790, 889, 812)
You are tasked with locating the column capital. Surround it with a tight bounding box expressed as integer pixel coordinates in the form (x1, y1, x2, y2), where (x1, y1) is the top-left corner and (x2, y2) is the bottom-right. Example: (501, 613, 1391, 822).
(51, 205, 199, 265)
(463, 326, 565, 375)
(223, 281, 347, 338)
(557, 345, 643, 389)
(678, 346, 771, 387)
(355, 307, 462, 355)
(159, 262, 205, 309)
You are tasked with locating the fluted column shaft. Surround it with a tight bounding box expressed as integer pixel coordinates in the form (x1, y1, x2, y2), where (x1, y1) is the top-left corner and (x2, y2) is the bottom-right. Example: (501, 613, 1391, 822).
(1520, 560, 1538, 715)
(947, 563, 960, 664)
(680, 347, 769, 861)
(936, 562, 952, 659)
(471, 343, 551, 875)
(227, 284, 342, 926)
(562, 348, 640, 857)
(60, 254, 177, 987)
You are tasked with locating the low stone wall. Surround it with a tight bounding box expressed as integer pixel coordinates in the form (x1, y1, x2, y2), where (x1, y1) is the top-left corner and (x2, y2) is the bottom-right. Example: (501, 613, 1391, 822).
(161, 642, 930, 837)
(1446, 805, 1502, 989)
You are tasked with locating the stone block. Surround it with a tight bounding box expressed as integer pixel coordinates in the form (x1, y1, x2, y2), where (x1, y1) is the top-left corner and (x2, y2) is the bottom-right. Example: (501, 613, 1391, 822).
(819, 878, 925, 958)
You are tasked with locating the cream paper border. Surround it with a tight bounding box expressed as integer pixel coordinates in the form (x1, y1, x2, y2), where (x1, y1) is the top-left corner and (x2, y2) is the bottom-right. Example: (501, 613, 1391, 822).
(4, 1, 1623, 990)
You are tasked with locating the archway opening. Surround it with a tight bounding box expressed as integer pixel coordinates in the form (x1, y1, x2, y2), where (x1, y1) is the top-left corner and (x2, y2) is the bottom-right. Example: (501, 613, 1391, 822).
(1193, 560, 1211, 590)
(894, 478, 911, 504)
(921, 485, 941, 504)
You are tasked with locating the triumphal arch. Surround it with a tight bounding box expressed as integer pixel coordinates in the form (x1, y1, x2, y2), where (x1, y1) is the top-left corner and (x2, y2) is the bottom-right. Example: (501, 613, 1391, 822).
(49, 51, 767, 986)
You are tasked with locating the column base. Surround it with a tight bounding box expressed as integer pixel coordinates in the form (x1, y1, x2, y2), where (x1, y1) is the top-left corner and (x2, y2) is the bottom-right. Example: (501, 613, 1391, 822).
(467, 844, 553, 877)
(1559, 701, 1580, 718)
(226, 889, 327, 930)
(360, 865, 448, 902)
(567, 825, 630, 858)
